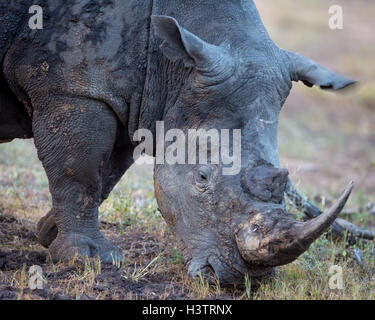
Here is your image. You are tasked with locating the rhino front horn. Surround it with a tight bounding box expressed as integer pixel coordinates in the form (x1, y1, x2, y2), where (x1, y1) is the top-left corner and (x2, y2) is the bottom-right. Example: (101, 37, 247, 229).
(235, 182, 354, 267)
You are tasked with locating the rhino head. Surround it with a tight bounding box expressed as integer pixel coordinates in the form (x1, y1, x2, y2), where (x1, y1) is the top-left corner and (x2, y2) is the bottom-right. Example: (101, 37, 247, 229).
(150, 4, 355, 285)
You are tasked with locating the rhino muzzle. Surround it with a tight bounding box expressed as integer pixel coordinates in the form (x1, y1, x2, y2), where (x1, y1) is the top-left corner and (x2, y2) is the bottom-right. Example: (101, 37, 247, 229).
(235, 182, 354, 267)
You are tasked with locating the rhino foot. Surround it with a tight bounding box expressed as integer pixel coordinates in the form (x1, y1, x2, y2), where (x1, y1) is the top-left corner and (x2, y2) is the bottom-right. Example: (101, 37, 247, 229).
(48, 232, 123, 265)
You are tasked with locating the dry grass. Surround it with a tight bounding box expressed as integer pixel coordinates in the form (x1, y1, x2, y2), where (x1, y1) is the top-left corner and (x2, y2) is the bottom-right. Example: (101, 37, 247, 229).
(1, 0, 375, 300)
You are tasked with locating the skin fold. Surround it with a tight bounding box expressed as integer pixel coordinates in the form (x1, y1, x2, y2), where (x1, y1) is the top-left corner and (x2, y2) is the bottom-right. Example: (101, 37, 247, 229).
(0, 0, 359, 284)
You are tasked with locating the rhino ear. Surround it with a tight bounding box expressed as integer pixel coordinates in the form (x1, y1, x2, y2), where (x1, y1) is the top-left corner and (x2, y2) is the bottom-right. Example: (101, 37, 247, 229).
(286, 51, 356, 90)
(151, 15, 225, 70)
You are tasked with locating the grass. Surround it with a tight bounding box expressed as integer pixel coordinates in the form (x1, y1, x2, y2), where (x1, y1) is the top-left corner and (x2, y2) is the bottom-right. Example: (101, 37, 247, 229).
(122, 255, 160, 283)
(254, 238, 375, 300)
(1, 0, 375, 300)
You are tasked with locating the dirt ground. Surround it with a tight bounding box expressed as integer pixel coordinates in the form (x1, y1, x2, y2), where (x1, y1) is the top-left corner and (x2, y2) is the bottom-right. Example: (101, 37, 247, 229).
(0, 0, 374, 300)
(0, 211, 207, 300)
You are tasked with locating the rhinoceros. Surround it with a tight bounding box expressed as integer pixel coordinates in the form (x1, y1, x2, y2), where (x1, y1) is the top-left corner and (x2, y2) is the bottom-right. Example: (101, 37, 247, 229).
(1, 0, 373, 284)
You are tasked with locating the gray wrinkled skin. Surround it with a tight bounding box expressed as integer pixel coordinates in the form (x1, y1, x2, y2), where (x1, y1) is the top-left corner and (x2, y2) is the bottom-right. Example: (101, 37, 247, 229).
(0, 0, 355, 284)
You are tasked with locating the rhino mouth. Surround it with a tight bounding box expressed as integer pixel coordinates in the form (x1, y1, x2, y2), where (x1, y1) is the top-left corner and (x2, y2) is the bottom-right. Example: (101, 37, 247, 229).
(187, 255, 242, 285)
(187, 252, 274, 285)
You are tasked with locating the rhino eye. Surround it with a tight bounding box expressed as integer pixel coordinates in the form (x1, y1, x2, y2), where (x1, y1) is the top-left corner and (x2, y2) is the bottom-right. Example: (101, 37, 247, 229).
(199, 170, 208, 181)
(197, 167, 211, 182)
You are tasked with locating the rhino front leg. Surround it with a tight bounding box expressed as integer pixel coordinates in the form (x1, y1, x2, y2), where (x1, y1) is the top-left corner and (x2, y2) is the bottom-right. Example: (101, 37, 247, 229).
(37, 146, 134, 248)
(33, 96, 123, 264)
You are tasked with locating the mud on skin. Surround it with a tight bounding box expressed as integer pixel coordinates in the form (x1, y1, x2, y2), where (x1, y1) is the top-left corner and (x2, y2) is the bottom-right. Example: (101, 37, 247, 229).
(0, 0, 372, 286)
